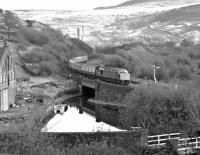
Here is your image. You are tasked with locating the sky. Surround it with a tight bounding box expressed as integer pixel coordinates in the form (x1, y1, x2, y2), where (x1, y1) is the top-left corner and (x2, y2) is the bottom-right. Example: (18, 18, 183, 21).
(1, 0, 127, 10)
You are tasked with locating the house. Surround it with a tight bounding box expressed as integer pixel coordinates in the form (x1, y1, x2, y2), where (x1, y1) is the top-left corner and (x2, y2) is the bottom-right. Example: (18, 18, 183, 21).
(25, 20, 48, 31)
(0, 40, 16, 111)
(66, 25, 84, 40)
(16, 20, 28, 29)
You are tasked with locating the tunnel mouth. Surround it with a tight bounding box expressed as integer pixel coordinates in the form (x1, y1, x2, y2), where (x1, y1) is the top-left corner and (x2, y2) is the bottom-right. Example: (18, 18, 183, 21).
(82, 86, 95, 99)
(81, 86, 96, 112)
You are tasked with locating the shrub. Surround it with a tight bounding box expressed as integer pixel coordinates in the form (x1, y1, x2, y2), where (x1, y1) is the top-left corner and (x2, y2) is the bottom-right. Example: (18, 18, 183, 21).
(68, 143, 131, 155)
(38, 61, 60, 76)
(177, 65, 192, 80)
(187, 49, 200, 60)
(20, 27, 50, 46)
(136, 66, 153, 80)
(120, 85, 194, 135)
(103, 54, 127, 68)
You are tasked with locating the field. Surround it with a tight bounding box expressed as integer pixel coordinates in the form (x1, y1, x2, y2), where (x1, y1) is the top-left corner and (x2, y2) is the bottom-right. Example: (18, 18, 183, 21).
(14, 0, 200, 46)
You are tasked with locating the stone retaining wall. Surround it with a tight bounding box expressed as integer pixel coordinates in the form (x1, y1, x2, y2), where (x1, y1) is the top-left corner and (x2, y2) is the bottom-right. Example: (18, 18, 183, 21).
(96, 82, 132, 103)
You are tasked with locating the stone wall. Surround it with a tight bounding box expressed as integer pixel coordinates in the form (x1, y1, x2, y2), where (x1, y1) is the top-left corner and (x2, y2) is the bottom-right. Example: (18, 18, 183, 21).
(47, 128, 147, 148)
(95, 81, 132, 103)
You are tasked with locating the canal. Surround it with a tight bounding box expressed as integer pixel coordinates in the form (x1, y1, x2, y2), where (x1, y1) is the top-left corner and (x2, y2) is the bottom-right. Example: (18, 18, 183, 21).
(43, 97, 124, 133)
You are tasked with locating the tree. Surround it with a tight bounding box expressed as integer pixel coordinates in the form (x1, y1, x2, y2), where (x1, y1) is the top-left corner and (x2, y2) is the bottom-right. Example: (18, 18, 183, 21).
(3, 10, 18, 39)
(120, 85, 193, 135)
(181, 39, 193, 47)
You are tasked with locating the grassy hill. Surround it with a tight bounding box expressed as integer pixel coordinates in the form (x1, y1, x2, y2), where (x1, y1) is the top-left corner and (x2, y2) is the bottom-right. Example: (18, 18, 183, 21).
(0, 10, 93, 77)
(98, 3, 200, 46)
(17, 27, 93, 76)
(95, 0, 159, 9)
(153, 4, 200, 22)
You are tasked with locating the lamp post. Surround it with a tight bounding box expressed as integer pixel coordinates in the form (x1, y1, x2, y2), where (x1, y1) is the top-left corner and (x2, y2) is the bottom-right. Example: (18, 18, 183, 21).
(153, 65, 160, 83)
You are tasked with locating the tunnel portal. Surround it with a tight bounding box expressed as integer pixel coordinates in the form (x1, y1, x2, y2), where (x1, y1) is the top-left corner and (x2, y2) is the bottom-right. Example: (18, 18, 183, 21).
(81, 86, 95, 99)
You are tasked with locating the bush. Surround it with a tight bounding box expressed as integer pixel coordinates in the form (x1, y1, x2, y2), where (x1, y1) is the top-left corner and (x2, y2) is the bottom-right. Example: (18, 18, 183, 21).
(17, 26, 93, 76)
(177, 65, 191, 80)
(120, 85, 194, 135)
(136, 66, 153, 80)
(103, 54, 127, 68)
(20, 27, 50, 46)
(68, 143, 131, 155)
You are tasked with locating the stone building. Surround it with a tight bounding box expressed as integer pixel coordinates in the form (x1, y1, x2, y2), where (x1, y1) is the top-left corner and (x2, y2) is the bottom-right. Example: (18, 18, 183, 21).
(66, 25, 84, 40)
(25, 20, 48, 31)
(0, 41, 16, 111)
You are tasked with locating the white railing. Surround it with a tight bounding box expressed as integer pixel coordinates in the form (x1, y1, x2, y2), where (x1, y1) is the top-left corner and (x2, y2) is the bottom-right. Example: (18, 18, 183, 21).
(148, 133, 200, 154)
(178, 137, 200, 153)
(148, 133, 181, 147)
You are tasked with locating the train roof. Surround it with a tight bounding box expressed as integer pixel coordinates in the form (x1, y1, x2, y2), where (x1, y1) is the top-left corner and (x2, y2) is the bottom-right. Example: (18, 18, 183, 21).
(98, 66, 129, 73)
(70, 56, 88, 63)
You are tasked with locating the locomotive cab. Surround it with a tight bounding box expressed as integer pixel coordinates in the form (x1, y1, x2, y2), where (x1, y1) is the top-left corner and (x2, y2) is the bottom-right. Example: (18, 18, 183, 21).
(118, 69, 130, 85)
(95, 66, 130, 86)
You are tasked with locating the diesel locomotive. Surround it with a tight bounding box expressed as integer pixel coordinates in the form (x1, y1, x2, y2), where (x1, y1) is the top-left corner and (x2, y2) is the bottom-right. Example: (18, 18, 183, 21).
(68, 56, 130, 86)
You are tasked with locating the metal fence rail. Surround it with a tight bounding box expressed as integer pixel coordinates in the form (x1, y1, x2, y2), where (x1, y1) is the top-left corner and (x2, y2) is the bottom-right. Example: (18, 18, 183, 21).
(178, 137, 200, 153)
(148, 133, 181, 146)
(148, 133, 200, 154)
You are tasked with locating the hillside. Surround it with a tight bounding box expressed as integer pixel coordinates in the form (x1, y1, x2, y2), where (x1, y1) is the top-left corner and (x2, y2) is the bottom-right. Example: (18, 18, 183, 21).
(153, 4, 200, 22)
(0, 10, 93, 77)
(94, 0, 155, 10)
(94, 0, 198, 10)
(90, 41, 200, 82)
(96, 3, 200, 46)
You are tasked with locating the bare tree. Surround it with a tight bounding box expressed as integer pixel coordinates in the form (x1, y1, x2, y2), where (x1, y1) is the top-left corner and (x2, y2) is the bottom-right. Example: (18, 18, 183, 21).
(3, 10, 18, 39)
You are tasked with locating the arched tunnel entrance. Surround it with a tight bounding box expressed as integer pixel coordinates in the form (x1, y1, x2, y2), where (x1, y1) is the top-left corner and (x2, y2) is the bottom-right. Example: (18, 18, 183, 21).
(80, 86, 95, 99)
(79, 85, 96, 112)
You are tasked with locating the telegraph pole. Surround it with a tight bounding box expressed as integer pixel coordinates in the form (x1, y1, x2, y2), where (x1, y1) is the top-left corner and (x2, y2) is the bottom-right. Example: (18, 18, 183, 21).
(153, 65, 160, 83)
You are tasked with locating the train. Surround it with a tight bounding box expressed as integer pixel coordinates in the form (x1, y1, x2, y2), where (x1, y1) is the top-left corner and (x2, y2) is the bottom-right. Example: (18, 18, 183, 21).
(68, 56, 130, 86)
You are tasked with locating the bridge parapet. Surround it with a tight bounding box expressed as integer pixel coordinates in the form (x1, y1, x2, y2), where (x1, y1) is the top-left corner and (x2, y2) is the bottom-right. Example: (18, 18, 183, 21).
(96, 81, 132, 103)
(81, 79, 96, 89)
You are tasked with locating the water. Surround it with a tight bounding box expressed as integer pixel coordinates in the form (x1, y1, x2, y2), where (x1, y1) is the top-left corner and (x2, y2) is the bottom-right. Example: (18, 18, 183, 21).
(42, 97, 125, 133)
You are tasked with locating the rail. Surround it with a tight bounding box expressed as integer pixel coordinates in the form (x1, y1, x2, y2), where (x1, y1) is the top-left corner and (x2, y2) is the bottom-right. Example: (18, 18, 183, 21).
(148, 133, 200, 154)
(148, 133, 181, 147)
(178, 137, 200, 153)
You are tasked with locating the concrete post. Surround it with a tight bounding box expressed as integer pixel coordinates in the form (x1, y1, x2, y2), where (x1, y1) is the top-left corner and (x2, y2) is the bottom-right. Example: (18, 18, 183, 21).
(79, 85, 83, 96)
(95, 83, 99, 100)
(79, 99, 83, 114)
(95, 105, 101, 122)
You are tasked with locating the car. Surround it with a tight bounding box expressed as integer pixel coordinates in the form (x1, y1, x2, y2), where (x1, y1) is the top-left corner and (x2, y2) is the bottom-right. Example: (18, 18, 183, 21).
(54, 104, 67, 114)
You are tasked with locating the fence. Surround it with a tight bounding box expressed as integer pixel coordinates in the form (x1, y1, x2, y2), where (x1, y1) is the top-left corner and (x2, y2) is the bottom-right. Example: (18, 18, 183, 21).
(148, 133, 181, 147)
(148, 133, 200, 154)
(178, 137, 200, 154)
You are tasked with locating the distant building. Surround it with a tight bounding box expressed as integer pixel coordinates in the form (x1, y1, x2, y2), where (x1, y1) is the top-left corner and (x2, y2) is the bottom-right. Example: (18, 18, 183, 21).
(66, 25, 84, 40)
(0, 41, 16, 111)
(25, 20, 48, 31)
(16, 20, 28, 29)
